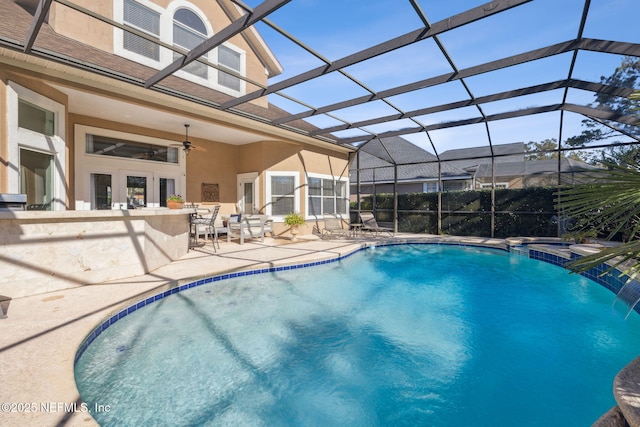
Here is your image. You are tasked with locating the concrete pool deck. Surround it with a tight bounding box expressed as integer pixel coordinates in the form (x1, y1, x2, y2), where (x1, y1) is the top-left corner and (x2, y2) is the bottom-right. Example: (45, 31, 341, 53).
(0, 233, 560, 426)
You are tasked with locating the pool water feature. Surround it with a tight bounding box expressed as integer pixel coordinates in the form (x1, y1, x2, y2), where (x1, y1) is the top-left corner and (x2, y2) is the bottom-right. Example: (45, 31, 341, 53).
(75, 244, 640, 426)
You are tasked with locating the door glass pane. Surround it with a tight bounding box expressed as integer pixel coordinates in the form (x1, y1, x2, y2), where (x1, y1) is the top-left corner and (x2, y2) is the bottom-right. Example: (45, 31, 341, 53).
(92, 174, 112, 210)
(159, 178, 175, 207)
(243, 182, 253, 214)
(127, 176, 147, 209)
(20, 148, 53, 210)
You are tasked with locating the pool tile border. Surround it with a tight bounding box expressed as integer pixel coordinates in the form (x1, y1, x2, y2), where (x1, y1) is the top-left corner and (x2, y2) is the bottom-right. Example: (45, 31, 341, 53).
(74, 247, 363, 364)
(74, 240, 632, 365)
(528, 248, 640, 297)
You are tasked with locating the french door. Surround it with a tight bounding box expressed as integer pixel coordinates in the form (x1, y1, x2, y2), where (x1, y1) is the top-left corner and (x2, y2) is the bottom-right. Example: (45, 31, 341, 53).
(91, 171, 177, 209)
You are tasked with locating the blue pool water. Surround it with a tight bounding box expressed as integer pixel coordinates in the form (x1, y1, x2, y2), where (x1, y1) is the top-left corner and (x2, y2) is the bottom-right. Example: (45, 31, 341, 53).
(75, 245, 640, 426)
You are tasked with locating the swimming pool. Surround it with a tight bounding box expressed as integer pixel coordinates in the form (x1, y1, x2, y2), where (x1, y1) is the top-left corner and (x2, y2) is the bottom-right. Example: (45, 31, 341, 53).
(75, 244, 640, 426)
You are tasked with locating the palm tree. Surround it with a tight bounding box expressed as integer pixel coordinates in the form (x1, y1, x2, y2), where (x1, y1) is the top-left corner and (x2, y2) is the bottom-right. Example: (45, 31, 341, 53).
(556, 163, 640, 280)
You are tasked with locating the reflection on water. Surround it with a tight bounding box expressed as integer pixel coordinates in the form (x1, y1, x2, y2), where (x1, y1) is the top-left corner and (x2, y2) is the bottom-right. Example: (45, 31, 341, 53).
(75, 245, 640, 427)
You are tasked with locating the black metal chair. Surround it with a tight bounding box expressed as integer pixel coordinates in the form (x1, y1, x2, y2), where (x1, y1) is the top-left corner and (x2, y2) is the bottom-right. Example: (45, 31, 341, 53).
(191, 205, 221, 251)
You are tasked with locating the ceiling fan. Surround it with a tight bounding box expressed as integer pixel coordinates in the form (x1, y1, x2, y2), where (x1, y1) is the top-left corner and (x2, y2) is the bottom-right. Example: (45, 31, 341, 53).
(132, 144, 165, 161)
(170, 124, 207, 154)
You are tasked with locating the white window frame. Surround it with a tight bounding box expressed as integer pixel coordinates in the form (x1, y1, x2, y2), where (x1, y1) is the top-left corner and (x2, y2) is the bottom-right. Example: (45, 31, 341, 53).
(422, 181, 439, 193)
(305, 173, 349, 219)
(215, 43, 246, 96)
(265, 171, 299, 220)
(168, 2, 212, 86)
(114, 0, 247, 95)
(480, 182, 509, 189)
(114, 0, 164, 69)
(7, 81, 67, 210)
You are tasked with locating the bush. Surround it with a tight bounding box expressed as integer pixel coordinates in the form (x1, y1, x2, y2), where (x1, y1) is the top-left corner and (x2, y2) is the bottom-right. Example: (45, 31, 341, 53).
(353, 188, 558, 237)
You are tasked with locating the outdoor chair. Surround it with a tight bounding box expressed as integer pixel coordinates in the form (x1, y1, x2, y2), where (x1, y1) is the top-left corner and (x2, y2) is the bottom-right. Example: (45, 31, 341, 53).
(321, 214, 349, 239)
(191, 205, 221, 251)
(358, 211, 394, 237)
(227, 215, 266, 244)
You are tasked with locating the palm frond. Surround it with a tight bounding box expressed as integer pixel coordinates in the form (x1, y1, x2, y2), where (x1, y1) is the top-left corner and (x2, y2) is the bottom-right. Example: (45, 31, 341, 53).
(556, 164, 640, 239)
(556, 163, 640, 280)
(566, 240, 640, 281)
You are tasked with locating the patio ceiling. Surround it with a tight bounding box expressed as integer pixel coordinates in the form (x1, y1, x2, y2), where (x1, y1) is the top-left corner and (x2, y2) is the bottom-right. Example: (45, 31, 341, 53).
(4, 0, 640, 163)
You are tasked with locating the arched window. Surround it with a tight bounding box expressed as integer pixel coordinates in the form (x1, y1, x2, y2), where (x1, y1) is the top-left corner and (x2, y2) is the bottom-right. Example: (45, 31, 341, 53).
(173, 8, 207, 78)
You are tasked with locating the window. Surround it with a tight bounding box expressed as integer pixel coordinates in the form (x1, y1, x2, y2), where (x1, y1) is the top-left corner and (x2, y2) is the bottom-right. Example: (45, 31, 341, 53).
(267, 172, 299, 217)
(271, 175, 295, 216)
(173, 8, 207, 79)
(218, 45, 241, 91)
(20, 148, 54, 210)
(18, 99, 55, 136)
(86, 134, 178, 164)
(443, 181, 468, 192)
(307, 175, 348, 217)
(123, 0, 160, 61)
(115, 1, 246, 94)
(480, 182, 509, 189)
(9, 82, 66, 210)
(422, 182, 439, 193)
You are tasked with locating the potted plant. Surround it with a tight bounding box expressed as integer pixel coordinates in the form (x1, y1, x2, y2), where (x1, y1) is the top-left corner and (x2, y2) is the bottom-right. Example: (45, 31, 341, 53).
(166, 194, 185, 209)
(284, 212, 305, 241)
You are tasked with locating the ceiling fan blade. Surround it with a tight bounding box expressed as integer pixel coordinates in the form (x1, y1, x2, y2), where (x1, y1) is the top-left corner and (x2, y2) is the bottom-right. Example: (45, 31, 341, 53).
(191, 145, 207, 152)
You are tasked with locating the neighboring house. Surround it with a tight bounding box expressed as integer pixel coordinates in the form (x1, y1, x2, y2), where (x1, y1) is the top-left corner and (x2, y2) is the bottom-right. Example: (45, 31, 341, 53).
(0, 0, 351, 225)
(473, 158, 603, 188)
(441, 142, 601, 188)
(349, 137, 473, 198)
(351, 138, 600, 197)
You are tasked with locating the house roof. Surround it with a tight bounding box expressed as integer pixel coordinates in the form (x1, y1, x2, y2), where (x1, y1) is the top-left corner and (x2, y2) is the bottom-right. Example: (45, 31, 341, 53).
(474, 157, 602, 178)
(351, 138, 602, 184)
(438, 142, 525, 172)
(350, 137, 471, 183)
(440, 142, 525, 161)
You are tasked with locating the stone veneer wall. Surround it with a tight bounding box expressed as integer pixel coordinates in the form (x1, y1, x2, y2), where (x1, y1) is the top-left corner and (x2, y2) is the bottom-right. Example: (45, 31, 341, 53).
(0, 209, 190, 299)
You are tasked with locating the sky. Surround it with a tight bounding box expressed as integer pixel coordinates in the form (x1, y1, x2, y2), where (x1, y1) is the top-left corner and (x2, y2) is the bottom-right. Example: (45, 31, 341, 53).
(241, 0, 639, 154)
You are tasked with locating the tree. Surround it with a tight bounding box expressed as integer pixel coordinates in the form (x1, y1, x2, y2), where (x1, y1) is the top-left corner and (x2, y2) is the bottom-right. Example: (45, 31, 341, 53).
(525, 138, 559, 160)
(565, 56, 640, 165)
(525, 138, 588, 162)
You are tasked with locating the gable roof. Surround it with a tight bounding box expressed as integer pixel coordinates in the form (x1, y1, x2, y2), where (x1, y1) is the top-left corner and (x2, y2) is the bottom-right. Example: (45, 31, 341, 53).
(350, 137, 471, 183)
(474, 157, 602, 178)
